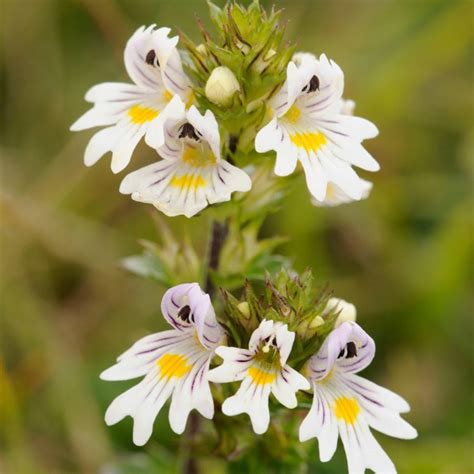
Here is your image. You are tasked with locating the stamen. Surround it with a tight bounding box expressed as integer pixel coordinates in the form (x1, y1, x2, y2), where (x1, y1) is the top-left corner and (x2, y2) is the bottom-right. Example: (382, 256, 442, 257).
(346, 341, 357, 358)
(262, 334, 276, 353)
(302, 75, 320, 93)
(177, 305, 192, 323)
(338, 341, 358, 359)
(145, 49, 159, 67)
(179, 123, 201, 141)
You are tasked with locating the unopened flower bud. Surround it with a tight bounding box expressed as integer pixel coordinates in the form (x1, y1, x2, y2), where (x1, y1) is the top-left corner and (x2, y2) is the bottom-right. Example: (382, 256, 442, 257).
(237, 301, 250, 318)
(196, 43, 207, 56)
(309, 315, 324, 329)
(326, 297, 357, 327)
(205, 66, 240, 107)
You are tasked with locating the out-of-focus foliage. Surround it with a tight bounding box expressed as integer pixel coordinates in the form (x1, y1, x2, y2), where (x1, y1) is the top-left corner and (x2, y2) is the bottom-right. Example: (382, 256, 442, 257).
(0, 0, 472, 473)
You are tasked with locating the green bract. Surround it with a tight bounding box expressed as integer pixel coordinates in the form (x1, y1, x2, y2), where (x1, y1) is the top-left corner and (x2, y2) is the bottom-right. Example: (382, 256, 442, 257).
(180, 0, 295, 157)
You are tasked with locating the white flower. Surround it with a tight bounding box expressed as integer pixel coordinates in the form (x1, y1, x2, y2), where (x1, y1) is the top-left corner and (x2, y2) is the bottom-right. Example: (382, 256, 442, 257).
(205, 66, 240, 107)
(119, 96, 252, 217)
(70, 25, 192, 173)
(100, 283, 224, 445)
(326, 297, 357, 327)
(207, 319, 310, 434)
(299, 322, 417, 474)
(255, 53, 379, 203)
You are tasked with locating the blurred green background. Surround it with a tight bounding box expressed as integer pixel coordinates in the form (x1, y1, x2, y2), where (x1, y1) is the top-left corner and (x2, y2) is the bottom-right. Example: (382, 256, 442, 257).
(1, 0, 473, 472)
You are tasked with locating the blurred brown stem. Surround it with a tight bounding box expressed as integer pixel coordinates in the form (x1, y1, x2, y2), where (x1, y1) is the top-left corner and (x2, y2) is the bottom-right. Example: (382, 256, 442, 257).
(184, 219, 228, 474)
(205, 220, 229, 296)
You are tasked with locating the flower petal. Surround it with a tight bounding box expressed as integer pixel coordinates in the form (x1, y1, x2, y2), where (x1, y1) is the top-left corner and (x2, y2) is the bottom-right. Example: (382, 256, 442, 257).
(207, 347, 255, 383)
(309, 322, 375, 380)
(312, 179, 372, 207)
(168, 351, 214, 434)
(83, 126, 119, 167)
(124, 25, 175, 91)
(299, 383, 339, 463)
(255, 119, 297, 177)
(272, 366, 309, 408)
(221, 376, 272, 435)
(85, 82, 146, 104)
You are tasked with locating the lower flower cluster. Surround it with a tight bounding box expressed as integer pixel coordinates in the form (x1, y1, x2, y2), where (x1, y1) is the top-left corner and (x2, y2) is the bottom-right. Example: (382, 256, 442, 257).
(101, 282, 416, 473)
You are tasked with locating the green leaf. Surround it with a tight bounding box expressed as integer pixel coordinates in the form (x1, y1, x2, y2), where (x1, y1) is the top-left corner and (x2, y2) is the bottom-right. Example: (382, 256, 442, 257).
(121, 253, 172, 286)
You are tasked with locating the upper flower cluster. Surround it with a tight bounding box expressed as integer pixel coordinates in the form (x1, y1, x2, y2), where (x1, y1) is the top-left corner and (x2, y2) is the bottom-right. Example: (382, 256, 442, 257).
(102, 282, 416, 473)
(71, 26, 251, 218)
(256, 52, 379, 205)
(71, 5, 379, 216)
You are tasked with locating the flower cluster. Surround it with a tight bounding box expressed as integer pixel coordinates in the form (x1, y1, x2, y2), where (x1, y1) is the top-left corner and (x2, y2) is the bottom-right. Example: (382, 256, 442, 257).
(71, 2, 416, 472)
(102, 282, 416, 472)
(71, 9, 379, 217)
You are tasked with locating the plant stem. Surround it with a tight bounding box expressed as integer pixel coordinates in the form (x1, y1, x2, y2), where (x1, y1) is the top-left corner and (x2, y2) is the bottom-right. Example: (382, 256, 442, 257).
(204, 219, 229, 296)
(183, 219, 228, 474)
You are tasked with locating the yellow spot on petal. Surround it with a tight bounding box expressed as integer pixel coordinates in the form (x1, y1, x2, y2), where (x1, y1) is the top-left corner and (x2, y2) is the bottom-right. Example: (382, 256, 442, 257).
(284, 104, 301, 124)
(163, 90, 173, 103)
(290, 131, 327, 153)
(248, 365, 276, 386)
(170, 174, 207, 190)
(334, 396, 360, 425)
(157, 353, 192, 379)
(186, 91, 195, 108)
(128, 105, 159, 124)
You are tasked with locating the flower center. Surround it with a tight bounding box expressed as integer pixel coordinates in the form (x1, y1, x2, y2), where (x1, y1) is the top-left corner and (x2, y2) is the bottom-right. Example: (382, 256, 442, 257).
(302, 75, 320, 93)
(182, 144, 216, 168)
(177, 304, 193, 323)
(248, 365, 276, 386)
(262, 334, 277, 353)
(338, 341, 358, 359)
(145, 49, 159, 67)
(283, 104, 301, 124)
(179, 123, 201, 141)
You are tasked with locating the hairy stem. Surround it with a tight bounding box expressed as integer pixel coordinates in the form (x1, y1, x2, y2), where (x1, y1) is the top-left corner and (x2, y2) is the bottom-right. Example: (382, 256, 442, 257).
(184, 219, 228, 474)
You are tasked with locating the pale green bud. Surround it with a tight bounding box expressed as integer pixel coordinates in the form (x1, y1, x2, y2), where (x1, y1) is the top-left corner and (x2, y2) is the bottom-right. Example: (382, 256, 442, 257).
(237, 301, 250, 318)
(196, 43, 207, 56)
(327, 297, 357, 327)
(309, 315, 325, 329)
(205, 67, 240, 107)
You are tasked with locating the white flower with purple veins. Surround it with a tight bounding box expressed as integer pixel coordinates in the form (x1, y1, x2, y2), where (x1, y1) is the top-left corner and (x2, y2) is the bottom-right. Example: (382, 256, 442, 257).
(70, 25, 192, 173)
(312, 99, 372, 207)
(120, 96, 252, 218)
(255, 53, 379, 203)
(100, 283, 224, 446)
(207, 319, 310, 434)
(299, 322, 417, 474)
